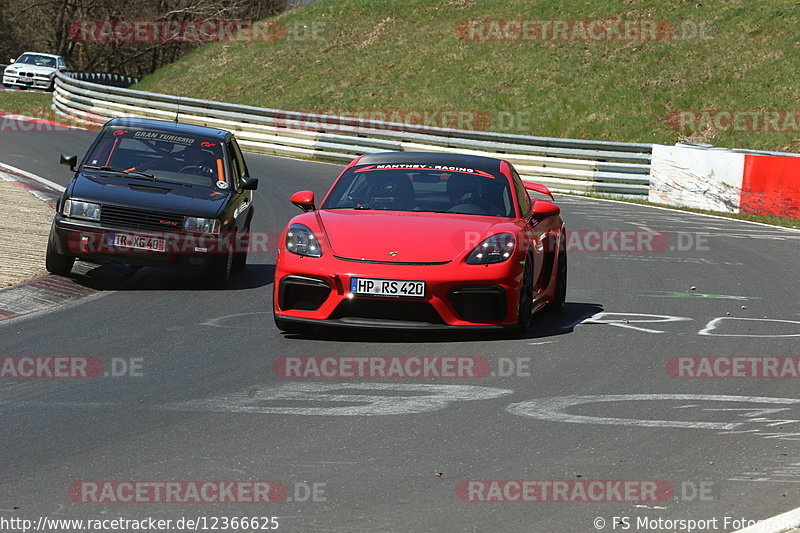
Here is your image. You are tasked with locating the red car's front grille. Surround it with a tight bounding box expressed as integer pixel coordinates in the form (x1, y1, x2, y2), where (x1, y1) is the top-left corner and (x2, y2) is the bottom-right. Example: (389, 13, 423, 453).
(447, 286, 507, 322)
(333, 255, 450, 266)
(331, 299, 443, 324)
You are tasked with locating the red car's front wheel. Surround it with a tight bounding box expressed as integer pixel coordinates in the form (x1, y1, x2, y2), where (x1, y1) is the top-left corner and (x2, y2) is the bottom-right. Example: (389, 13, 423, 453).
(546, 247, 567, 313)
(515, 257, 534, 330)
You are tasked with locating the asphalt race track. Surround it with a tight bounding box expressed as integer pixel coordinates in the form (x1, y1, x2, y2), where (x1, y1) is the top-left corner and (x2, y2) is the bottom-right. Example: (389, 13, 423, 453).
(1, 126, 800, 532)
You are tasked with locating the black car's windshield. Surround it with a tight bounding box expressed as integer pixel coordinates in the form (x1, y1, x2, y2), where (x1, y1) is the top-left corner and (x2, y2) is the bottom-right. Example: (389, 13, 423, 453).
(16, 54, 56, 68)
(83, 127, 227, 188)
(321, 163, 515, 217)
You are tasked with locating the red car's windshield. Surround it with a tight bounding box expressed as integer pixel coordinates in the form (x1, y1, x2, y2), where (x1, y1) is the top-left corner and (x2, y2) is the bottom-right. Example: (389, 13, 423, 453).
(322, 164, 515, 217)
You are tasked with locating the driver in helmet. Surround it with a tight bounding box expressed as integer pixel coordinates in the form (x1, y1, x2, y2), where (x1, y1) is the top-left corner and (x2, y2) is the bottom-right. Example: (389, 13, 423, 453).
(180, 146, 215, 177)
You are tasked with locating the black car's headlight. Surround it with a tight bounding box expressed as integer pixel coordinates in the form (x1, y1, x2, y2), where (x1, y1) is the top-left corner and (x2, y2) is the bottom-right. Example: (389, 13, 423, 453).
(286, 224, 322, 257)
(183, 216, 221, 234)
(466, 233, 515, 265)
(63, 199, 100, 221)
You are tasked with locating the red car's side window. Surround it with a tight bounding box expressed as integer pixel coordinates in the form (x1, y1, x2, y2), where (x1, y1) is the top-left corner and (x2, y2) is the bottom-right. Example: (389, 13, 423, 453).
(512, 170, 531, 216)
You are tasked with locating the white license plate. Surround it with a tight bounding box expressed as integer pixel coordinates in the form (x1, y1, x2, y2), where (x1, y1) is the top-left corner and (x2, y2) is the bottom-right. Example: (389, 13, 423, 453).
(350, 277, 425, 298)
(19, 77, 33, 83)
(109, 233, 166, 252)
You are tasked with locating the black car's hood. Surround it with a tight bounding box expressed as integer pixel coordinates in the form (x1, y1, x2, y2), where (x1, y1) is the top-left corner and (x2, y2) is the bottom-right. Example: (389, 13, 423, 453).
(69, 173, 229, 217)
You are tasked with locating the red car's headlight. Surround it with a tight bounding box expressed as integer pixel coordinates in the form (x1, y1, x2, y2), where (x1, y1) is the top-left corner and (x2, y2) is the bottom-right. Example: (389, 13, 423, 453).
(286, 223, 322, 257)
(466, 233, 515, 265)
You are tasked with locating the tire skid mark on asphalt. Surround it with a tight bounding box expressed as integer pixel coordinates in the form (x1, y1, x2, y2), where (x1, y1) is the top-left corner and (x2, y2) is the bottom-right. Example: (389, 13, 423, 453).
(0, 263, 97, 317)
(556, 194, 800, 234)
(593, 255, 743, 265)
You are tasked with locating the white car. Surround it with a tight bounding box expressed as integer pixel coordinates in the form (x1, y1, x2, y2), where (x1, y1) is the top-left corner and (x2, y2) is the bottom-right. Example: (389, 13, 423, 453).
(3, 52, 67, 91)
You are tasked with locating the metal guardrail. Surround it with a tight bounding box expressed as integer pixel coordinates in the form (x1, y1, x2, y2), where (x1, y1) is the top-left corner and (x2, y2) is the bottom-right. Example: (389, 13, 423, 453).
(52, 72, 652, 195)
(63, 71, 139, 88)
(2, 65, 137, 90)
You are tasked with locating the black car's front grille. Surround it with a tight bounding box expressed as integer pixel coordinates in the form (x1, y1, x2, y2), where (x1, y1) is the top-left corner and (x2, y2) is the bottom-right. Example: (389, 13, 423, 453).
(100, 204, 184, 232)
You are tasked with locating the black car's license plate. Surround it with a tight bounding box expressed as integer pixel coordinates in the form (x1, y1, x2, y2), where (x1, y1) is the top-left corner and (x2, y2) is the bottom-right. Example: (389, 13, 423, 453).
(109, 233, 166, 252)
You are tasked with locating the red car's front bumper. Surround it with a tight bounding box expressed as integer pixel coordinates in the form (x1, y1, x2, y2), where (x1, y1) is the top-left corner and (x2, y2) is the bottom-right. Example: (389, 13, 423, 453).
(273, 251, 526, 329)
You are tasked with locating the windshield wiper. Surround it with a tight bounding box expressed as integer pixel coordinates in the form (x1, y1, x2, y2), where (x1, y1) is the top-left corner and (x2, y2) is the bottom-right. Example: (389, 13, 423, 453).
(83, 166, 156, 180)
(151, 177, 190, 187)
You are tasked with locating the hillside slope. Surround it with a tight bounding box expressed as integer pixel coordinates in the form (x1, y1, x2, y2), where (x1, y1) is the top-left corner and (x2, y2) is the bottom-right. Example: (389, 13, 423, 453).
(134, 0, 800, 152)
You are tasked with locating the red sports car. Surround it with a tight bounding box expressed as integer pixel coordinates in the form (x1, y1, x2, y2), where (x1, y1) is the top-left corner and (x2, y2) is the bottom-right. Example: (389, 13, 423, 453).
(273, 152, 566, 333)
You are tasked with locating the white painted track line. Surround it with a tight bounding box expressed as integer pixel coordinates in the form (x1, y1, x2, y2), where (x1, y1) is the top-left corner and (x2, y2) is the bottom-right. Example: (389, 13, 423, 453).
(732, 507, 800, 533)
(0, 161, 65, 192)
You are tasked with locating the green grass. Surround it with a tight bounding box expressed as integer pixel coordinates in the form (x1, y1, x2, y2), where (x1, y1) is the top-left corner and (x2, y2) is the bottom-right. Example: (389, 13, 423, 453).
(134, 0, 800, 152)
(0, 91, 54, 116)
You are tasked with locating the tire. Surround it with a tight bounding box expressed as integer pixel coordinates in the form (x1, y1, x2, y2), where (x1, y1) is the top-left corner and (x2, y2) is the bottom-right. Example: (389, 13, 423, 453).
(546, 247, 567, 313)
(232, 224, 249, 272)
(515, 257, 534, 330)
(208, 248, 232, 286)
(45, 224, 74, 275)
(274, 315, 314, 335)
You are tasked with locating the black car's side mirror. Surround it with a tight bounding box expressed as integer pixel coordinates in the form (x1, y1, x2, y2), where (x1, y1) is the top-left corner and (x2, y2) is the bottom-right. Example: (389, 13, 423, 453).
(240, 176, 259, 190)
(60, 154, 77, 172)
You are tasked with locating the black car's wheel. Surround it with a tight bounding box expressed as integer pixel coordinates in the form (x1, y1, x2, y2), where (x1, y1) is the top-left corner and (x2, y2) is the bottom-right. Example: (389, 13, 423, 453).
(232, 224, 249, 272)
(546, 247, 567, 313)
(209, 247, 233, 286)
(274, 315, 314, 335)
(45, 224, 74, 275)
(515, 257, 534, 330)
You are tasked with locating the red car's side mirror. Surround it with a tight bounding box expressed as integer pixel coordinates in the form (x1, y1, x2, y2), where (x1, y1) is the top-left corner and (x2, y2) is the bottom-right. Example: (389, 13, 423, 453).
(290, 190, 316, 212)
(531, 199, 560, 220)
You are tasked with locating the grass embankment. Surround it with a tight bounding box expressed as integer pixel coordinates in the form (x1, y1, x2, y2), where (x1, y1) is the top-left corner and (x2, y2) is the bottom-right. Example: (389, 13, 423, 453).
(135, 0, 800, 152)
(0, 90, 53, 116)
(7, 1, 798, 228)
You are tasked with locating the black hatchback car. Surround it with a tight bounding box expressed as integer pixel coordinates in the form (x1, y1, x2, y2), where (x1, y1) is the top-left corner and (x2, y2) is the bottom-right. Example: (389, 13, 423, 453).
(46, 117, 258, 284)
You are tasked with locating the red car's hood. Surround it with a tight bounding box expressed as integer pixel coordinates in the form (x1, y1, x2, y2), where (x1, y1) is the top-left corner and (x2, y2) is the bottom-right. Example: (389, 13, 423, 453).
(316, 209, 516, 263)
